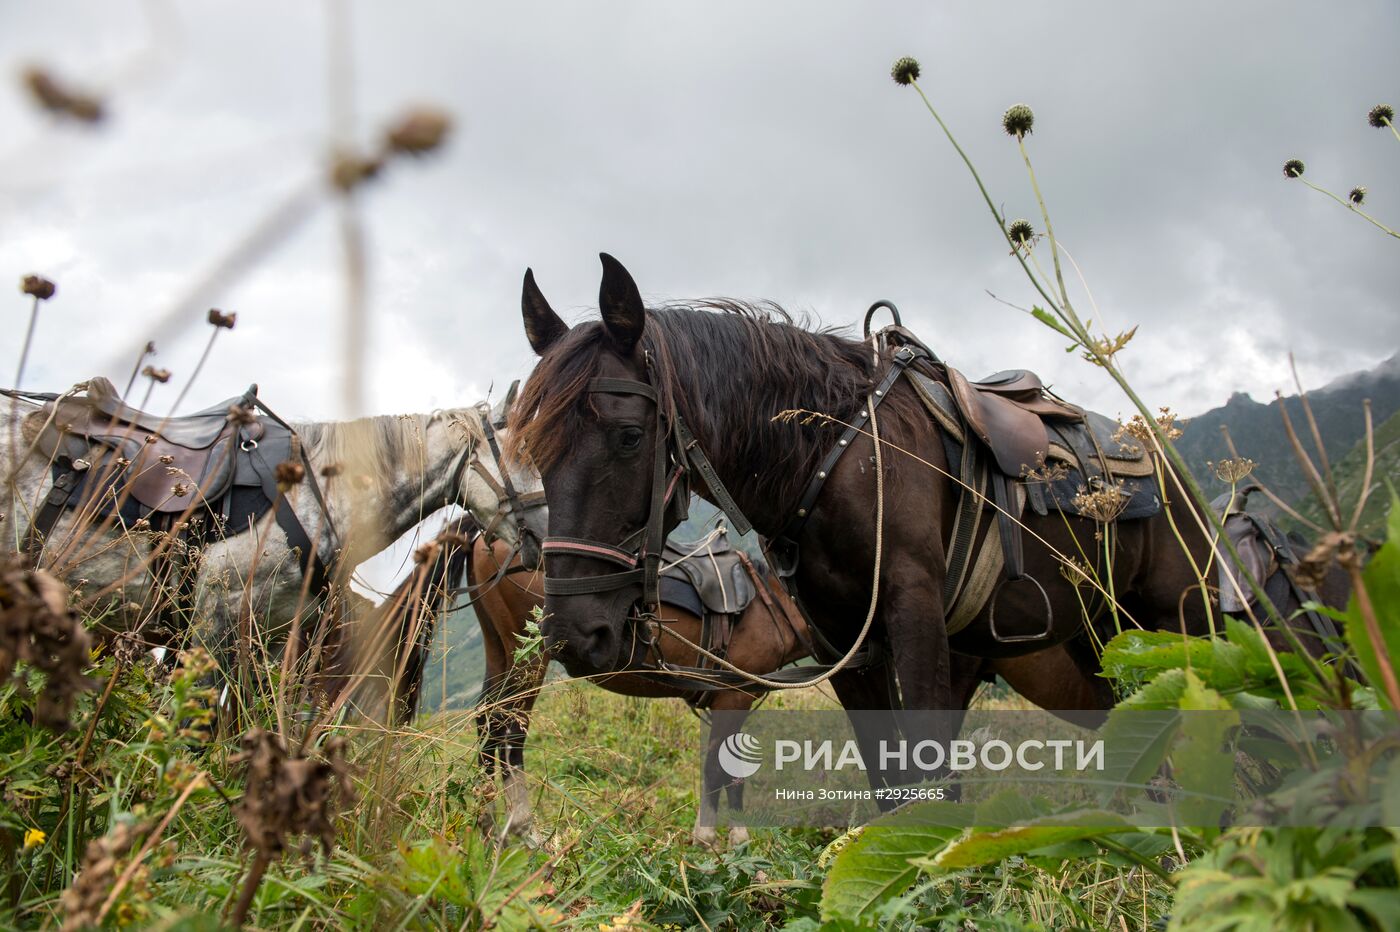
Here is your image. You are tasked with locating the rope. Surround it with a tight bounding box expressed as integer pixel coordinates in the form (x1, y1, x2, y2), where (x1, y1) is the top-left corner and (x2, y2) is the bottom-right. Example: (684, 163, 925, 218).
(653, 377, 887, 690)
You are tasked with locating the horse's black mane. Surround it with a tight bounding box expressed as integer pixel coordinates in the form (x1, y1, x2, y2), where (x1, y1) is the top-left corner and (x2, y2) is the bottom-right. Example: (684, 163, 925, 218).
(508, 300, 904, 517)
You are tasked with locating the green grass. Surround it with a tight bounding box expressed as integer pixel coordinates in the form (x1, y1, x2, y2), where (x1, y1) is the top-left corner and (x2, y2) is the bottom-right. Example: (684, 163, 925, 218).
(3, 649, 1174, 930)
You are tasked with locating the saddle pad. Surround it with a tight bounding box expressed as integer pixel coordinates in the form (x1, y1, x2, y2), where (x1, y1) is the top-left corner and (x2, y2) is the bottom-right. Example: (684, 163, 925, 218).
(659, 575, 705, 620)
(660, 537, 755, 615)
(1045, 412, 1153, 478)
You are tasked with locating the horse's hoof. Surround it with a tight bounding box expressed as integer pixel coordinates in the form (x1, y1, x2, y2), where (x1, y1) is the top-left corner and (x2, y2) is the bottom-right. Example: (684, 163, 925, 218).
(691, 825, 718, 848)
(728, 825, 750, 847)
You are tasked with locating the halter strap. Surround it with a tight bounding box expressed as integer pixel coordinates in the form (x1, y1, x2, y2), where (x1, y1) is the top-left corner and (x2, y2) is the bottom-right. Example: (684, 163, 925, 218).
(470, 402, 547, 565)
(541, 372, 752, 607)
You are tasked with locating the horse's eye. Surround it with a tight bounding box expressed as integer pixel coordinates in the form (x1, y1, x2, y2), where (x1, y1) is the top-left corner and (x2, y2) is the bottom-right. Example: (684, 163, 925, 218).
(618, 427, 644, 452)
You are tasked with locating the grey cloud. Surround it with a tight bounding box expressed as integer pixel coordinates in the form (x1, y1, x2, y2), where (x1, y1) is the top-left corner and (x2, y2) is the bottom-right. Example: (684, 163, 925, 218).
(0, 0, 1396, 425)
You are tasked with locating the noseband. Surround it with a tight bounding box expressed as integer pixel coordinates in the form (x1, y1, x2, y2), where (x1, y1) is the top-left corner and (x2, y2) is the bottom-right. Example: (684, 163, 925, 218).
(541, 363, 752, 608)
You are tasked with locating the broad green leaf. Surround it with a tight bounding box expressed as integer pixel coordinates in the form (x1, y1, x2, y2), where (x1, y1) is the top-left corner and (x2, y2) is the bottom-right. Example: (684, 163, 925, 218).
(1117, 668, 1190, 710)
(819, 802, 968, 921)
(972, 789, 1052, 827)
(1174, 672, 1240, 827)
(926, 810, 1133, 871)
(1098, 680, 1181, 803)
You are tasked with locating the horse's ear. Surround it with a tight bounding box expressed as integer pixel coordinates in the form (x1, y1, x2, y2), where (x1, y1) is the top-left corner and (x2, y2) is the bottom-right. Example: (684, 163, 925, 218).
(598, 252, 645, 356)
(522, 268, 568, 355)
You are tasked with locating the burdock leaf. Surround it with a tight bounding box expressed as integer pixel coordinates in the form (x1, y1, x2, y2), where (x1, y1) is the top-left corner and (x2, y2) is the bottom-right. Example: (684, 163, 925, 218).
(820, 802, 969, 921)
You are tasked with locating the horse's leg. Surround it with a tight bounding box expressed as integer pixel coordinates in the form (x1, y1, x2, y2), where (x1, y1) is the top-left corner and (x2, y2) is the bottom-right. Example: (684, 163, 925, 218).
(499, 651, 547, 840)
(829, 660, 906, 809)
(991, 639, 1115, 723)
(692, 691, 756, 848)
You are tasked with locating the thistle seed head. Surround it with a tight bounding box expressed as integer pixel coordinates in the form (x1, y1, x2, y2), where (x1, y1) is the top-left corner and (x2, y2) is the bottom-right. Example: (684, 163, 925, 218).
(384, 107, 452, 156)
(890, 57, 921, 86)
(22, 66, 104, 123)
(1002, 104, 1035, 137)
(274, 461, 305, 492)
(207, 308, 236, 329)
(1368, 104, 1394, 128)
(1283, 158, 1305, 179)
(1007, 218, 1035, 245)
(20, 275, 56, 300)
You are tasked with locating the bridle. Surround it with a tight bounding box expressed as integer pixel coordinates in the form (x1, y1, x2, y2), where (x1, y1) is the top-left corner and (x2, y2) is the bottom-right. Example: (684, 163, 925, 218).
(540, 351, 753, 609)
(465, 401, 548, 567)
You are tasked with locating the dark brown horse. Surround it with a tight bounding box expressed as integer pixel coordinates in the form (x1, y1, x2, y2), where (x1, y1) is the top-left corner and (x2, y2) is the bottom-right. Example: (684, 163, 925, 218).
(504, 255, 1339, 783)
(468, 530, 1112, 842)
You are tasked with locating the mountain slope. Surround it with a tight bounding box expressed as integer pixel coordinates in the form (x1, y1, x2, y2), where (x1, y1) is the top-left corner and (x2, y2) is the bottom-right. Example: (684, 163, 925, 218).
(1175, 353, 1400, 507)
(1292, 408, 1400, 540)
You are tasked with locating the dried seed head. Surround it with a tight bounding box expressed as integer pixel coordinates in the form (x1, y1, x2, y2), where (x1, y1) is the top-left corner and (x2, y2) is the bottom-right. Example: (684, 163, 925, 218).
(1070, 482, 1129, 523)
(207, 308, 236, 329)
(320, 463, 344, 478)
(22, 66, 105, 124)
(384, 107, 452, 156)
(1002, 104, 1035, 137)
(275, 461, 305, 492)
(20, 275, 56, 300)
(1210, 457, 1257, 484)
(142, 366, 171, 384)
(1007, 218, 1035, 246)
(232, 729, 354, 858)
(227, 404, 257, 426)
(1283, 158, 1305, 179)
(1059, 558, 1094, 589)
(330, 153, 383, 192)
(1293, 531, 1350, 590)
(413, 540, 442, 566)
(158, 455, 174, 465)
(171, 482, 189, 498)
(59, 818, 150, 930)
(0, 559, 97, 731)
(1368, 104, 1394, 128)
(1348, 186, 1366, 205)
(890, 56, 921, 86)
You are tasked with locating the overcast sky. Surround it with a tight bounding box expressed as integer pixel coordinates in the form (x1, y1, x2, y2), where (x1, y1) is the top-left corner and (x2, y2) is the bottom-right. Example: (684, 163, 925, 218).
(2, 1, 1397, 427)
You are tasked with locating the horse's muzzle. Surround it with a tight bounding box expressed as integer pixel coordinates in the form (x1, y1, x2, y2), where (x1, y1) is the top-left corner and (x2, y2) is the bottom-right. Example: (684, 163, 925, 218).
(544, 595, 629, 677)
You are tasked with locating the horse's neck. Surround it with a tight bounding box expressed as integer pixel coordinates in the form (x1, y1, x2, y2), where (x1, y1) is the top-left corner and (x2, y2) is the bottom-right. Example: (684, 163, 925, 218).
(675, 361, 833, 535)
(309, 417, 468, 564)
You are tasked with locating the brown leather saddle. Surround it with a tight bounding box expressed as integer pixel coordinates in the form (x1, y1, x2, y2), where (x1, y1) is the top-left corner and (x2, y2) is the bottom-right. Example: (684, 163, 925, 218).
(943, 367, 1084, 477)
(33, 376, 265, 515)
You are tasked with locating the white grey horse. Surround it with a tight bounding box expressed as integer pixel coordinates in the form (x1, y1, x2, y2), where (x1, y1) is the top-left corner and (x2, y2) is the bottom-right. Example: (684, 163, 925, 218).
(0, 386, 539, 679)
